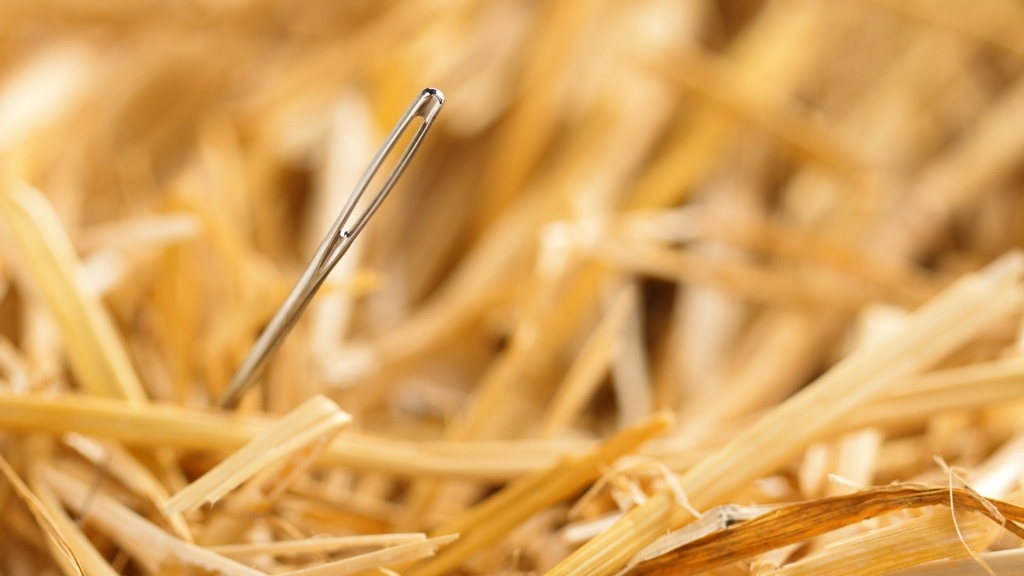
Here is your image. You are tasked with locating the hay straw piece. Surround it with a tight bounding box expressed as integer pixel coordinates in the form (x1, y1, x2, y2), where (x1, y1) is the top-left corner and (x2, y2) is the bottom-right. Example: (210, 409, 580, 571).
(591, 236, 869, 307)
(405, 412, 673, 576)
(877, 72, 1024, 259)
(0, 392, 584, 479)
(62, 433, 192, 542)
(197, 431, 340, 546)
(280, 535, 458, 576)
(546, 252, 1024, 575)
(0, 182, 147, 402)
(846, 357, 1024, 431)
(627, 0, 825, 209)
(619, 503, 779, 575)
(209, 533, 428, 559)
(617, 206, 937, 305)
(630, 485, 1024, 575)
(0, 45, 93, 154)
(609, 280, 654, 428)
(75, 213, 200, 253)
(868, 0, 1024, 58)
(541, 283, 637, 437)
(890, 548, 1024, 575)
(163, 394, 350, 514)
(29, 466, 119, 576)
(663, 46, 861, 179)
(43, 465, 266, 576)
(771, 510, 1000, 576)
(640, 406, 1024, 574)
(5, 366, 1024, 488)
(0, 454, 83, 576)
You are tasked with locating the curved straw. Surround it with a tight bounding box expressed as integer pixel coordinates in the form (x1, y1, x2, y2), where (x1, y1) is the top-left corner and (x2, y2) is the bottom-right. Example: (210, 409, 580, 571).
(219, 88, 445, 409)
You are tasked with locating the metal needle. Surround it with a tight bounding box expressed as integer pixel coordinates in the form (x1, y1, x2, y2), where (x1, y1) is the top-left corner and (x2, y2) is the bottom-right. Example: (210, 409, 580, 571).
(219, 88, 445, 409)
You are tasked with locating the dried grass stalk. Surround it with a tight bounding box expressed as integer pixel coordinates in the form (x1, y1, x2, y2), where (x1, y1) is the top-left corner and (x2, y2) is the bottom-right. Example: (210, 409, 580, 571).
(0, 454, 82, 575)
(548, 254, 1024, 574)
(208, 533, 428, 559)
(30, 467, 120, 576)
(629, 484, 1024, 574)
(0, 182, 146, 402)
(43, 465, 265, 576)
(405, 413, 673, 576)
(3, 2, 1024, 575)
(163, 394, 350, 514)
(280, 535, 458, 576)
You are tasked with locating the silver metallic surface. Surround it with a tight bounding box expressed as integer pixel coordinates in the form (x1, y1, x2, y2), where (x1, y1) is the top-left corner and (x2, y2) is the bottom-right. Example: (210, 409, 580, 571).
(218, 88, 444, 409)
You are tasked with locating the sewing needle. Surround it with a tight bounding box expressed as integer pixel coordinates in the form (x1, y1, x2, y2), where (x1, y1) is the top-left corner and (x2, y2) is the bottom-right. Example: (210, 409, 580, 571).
(219, 87, 444, 409)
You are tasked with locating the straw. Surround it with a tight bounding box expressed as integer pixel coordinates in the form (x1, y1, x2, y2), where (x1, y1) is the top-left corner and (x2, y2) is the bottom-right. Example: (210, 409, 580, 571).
(3, 2, 1024, 574)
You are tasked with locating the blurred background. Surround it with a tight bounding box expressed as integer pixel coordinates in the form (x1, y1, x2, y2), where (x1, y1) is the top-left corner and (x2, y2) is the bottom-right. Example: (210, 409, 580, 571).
(4, 0, 1024, 573)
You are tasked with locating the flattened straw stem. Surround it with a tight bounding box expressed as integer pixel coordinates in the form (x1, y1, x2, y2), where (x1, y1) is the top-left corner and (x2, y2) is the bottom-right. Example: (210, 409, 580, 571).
(219, 88, 444, 409)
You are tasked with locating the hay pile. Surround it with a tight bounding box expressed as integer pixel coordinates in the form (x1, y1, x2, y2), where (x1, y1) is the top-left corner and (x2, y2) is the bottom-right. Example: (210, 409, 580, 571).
(2, 0, 1024, 574)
